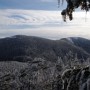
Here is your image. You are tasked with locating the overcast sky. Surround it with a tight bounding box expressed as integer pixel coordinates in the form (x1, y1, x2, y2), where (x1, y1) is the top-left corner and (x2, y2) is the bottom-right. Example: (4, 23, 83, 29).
(0, 0, 90, 39)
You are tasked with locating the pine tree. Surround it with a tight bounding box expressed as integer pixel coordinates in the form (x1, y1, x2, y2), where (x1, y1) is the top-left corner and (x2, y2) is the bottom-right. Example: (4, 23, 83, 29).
(58, 0, 90, 21)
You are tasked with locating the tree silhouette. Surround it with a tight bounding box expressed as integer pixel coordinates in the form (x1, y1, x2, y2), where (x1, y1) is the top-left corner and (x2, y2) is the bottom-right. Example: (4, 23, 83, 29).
(58, 0, 90, 21)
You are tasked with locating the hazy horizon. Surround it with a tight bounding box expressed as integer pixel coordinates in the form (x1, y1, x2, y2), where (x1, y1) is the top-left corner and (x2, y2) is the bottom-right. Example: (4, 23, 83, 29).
(0, 0, 90, 39)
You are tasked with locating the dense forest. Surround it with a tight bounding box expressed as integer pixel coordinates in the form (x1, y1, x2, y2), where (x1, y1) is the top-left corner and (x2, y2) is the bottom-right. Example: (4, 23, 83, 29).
(0, 35, 90, 90)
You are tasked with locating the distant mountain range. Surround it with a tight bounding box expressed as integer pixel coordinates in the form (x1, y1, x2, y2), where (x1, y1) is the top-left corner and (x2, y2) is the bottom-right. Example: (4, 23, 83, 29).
(0, 35, 90, 62)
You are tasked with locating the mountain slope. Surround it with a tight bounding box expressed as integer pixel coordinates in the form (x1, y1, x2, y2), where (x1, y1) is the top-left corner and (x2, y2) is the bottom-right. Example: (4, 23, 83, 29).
(0, 35, 89, 62)
(0, 35, 90, 90)
(62, 37, 90, 54)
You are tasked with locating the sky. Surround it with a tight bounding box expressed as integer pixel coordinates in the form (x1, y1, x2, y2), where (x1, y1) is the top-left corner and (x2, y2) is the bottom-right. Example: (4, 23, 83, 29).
(0, 0, 90, 39)
(0, 0, 66, 10)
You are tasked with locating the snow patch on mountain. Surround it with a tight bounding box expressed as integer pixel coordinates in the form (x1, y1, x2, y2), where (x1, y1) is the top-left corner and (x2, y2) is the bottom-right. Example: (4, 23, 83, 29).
(66, 37, 74, 44)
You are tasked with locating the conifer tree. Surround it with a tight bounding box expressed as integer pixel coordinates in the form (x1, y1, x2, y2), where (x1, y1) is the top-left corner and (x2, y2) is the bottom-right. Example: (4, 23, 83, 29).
(58, 0, 90, 21)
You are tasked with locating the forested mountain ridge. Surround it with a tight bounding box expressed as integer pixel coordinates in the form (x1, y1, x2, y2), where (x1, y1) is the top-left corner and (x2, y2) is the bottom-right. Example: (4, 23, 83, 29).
(0, 35, 90, 90)
(0, 35, 89, 62)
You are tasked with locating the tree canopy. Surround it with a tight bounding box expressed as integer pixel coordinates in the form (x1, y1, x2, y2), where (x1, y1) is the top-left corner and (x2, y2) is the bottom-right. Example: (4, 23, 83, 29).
(58, 0, 90, 21)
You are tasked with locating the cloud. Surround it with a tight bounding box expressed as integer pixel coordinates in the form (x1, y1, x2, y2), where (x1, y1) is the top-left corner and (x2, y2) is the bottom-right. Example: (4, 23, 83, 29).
(0, 9, 90, 39)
